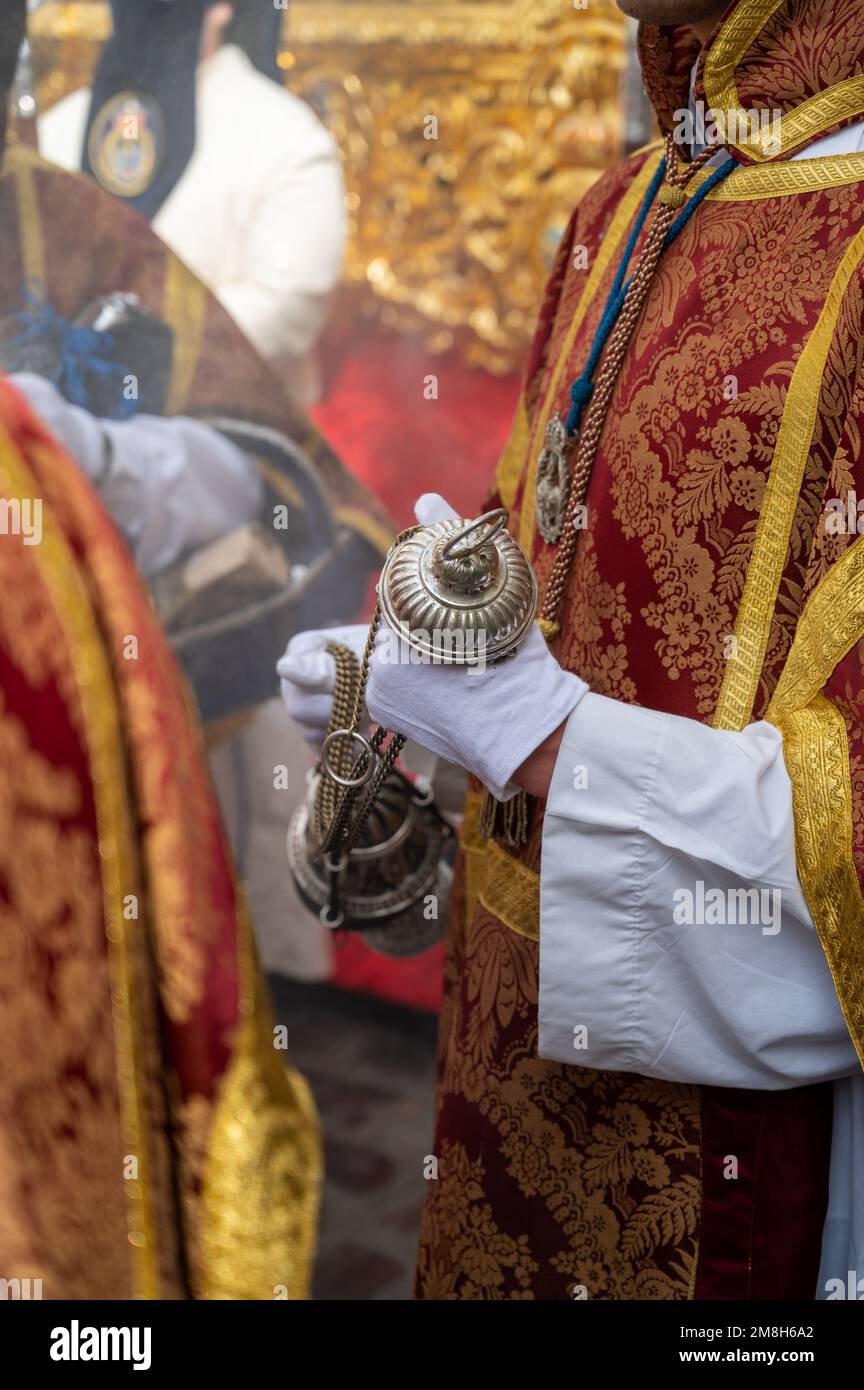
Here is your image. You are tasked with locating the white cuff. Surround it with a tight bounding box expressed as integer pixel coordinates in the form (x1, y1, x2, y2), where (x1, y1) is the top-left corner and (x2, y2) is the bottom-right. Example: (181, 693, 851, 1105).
(538, 693, 859, 1089)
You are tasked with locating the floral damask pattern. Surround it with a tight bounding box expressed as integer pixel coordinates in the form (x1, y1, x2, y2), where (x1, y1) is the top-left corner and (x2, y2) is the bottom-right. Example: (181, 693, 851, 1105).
(417, 903, 700, 1300)
(735, 0, 864, 119)
(0, 673, 135, 1295)
(418, 2, 864, 1300)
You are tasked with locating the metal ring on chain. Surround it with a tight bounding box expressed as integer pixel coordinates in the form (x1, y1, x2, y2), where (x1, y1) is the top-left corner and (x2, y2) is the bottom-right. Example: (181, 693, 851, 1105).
(320, 729, 376, 788)
(319, 904, 345, 929)
(441, 507, 508, 560)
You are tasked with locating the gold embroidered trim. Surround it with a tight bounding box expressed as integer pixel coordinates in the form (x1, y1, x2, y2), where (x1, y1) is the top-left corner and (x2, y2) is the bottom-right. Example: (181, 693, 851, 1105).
(258, 455, 304, 510)
(769, 696, 864, 1068)
(331, 503, 393, 559)
(495, 394, 531, 510)
(763, 541, 864, 1069)
(769, 537, 864, 719)
(461, 787, 486, 932)
(518, 150, 665, 552)
(461, 789, 541, 939)
(704, 0, 864, 163)
(700, 151, 864, 201)
(163, 253, 207, 415)
(0, 419, 160, 1298)
(9, 152, 47, 286)
(199, 906, 322, 1299)
(478, 839, 540, 941)
(713, 224, 864, 732)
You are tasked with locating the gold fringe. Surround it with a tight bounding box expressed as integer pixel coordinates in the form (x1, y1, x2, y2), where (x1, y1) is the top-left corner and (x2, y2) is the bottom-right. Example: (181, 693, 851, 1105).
(479, 788, 529, 848)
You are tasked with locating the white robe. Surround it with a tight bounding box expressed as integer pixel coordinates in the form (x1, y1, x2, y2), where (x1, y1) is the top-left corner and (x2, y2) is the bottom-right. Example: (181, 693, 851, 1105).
(38, 44, 346, 979)
(38, 43, 345, 409)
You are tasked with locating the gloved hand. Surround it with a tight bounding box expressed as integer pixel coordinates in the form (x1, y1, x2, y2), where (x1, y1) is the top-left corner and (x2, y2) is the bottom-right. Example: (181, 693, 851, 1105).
(279, 495, 588, 799)
(10, 372, 110, 481)
(277, 622, 369, 747)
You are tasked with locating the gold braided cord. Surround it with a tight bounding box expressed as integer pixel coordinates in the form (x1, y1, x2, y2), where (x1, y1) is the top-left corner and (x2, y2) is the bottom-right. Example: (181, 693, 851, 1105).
(713, 223, 864, 732)
(485, 141, 713, 846)
(703, 0, 864, 163)
(539, 136, 716, 631)
(517, 149, 666, 553)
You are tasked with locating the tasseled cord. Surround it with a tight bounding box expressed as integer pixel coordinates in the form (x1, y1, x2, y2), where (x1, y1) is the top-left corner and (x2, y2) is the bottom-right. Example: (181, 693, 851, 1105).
(480, 786, 529, 850)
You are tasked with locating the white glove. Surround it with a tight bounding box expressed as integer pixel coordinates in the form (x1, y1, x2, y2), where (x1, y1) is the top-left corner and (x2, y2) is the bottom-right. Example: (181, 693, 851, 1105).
(11, 371, 264, 578)
(366, 494, 587, 799)
(278, 496, 588, 797)
(11, 372, 109, 480)
(277, 622, 369, 747)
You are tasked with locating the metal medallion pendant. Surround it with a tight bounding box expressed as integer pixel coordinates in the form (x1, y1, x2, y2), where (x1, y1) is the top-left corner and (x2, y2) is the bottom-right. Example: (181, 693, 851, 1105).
(535, 414, 571, 544)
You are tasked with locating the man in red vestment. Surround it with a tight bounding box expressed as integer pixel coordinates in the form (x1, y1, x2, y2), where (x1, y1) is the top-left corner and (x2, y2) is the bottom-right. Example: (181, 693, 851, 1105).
(283, 0, 864, 1299)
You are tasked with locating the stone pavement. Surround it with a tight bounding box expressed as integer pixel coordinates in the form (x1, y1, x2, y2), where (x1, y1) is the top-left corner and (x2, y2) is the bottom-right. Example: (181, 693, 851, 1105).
(268, 976, 439, 1301)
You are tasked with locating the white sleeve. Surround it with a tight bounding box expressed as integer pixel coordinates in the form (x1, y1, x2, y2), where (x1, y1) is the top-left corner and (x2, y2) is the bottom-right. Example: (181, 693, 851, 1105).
(219, 146, 345, 362)
(10, 372, 263, 578)
(538, 692, 862, 1089)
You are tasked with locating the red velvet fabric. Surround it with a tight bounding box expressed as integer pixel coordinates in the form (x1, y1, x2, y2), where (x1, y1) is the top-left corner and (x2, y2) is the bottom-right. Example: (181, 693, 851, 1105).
(696, 1084, 833, 1300)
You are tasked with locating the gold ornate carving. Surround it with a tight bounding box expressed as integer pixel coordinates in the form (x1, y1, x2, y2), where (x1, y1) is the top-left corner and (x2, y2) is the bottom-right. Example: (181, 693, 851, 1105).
(30, 1, 627, 373)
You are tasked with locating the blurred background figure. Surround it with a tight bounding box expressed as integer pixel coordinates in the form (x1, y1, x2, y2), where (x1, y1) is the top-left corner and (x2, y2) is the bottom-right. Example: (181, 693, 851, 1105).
(38, 0, 362, 988)
(40, 0, 344, 411)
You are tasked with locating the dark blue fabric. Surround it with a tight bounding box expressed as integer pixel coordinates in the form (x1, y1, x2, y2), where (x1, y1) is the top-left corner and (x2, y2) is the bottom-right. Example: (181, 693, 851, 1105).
(4, 281, 137, 419)
(81, 0, 206, 219)
(228, 0, 285, 84)
(565, 155, 736, 437)
(80, 2, 286, 218)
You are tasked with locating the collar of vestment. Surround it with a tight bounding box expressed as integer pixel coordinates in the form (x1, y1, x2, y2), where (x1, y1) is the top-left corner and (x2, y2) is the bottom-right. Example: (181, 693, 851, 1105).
(638, 0, 864, 165)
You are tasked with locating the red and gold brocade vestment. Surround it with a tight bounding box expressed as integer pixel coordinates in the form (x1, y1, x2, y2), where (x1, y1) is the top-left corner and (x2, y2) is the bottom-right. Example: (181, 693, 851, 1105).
(0, 138, 400, 1297)
(416, 0, 864, 1300)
